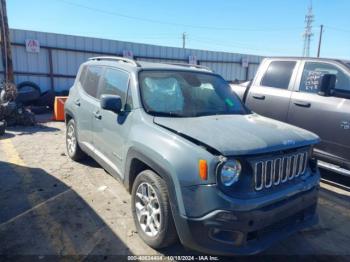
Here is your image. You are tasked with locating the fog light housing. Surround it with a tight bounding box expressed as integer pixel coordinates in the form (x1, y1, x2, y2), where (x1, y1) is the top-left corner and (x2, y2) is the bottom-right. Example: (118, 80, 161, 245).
(215, 211, 238, 221)
(209, 228, 244, 246)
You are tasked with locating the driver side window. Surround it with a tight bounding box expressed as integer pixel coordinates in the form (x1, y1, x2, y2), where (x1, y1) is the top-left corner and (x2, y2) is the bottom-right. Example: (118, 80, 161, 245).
(299, 62, 350, 93)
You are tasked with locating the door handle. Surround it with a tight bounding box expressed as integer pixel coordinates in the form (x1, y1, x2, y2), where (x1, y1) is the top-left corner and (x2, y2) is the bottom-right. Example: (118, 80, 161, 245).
(252, 94, 265, 100)
(74, 99, 81, 106)
(94, 111, 102, 120)
(293, 100, 311, 108)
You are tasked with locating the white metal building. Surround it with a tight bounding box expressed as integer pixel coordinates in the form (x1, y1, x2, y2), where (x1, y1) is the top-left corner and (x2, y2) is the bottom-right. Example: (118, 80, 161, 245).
(0, 29, 263, 93)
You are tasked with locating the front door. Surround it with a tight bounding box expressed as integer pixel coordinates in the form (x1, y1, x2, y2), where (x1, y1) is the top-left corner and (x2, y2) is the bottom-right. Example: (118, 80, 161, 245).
(246, 60, 298, 122)
(93, 67, 133, 178)
(287, 61, 350, 167)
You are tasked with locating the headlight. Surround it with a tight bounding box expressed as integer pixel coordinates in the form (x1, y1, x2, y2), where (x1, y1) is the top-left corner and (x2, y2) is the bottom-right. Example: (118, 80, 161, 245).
(220, 159, 241, 186)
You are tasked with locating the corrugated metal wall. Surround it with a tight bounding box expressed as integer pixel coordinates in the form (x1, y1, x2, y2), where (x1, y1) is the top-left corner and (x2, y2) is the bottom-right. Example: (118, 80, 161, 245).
(0, 29, 263, 92)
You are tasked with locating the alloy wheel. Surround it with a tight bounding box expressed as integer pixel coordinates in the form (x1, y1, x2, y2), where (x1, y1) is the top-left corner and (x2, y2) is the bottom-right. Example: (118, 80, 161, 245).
(135, 182, 161, 237)
(66, 124, 76, 156)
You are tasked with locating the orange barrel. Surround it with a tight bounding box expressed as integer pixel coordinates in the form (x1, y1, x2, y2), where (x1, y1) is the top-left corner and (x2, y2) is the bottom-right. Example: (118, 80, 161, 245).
(53, 96, 68, 121)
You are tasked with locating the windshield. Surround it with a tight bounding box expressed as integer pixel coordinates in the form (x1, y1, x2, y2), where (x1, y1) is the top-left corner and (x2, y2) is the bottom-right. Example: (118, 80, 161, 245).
(139, 70, 248, 117)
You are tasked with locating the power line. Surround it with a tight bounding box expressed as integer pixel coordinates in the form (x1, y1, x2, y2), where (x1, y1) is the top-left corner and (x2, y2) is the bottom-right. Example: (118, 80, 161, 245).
(57, 0, 303, 32)
(189, 35, 292, 53)
(47, 0, 350, 56)
(190, 41, 284, 54)
(326, 26, 350, 33)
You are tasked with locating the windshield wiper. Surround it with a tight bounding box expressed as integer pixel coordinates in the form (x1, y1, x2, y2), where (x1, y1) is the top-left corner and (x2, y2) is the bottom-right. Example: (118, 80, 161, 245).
(193, 111, 232, 117)
(146, 111, 187, 117)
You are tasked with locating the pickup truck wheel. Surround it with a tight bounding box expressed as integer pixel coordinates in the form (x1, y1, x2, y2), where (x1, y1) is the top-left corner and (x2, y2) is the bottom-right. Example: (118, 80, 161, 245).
(66, 119, 86, 161)
(131, 170, 178, 249)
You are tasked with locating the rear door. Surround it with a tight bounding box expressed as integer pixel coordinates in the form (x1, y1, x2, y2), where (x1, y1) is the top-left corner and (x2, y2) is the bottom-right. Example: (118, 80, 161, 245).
(287, 61, 350, 167)
(93, 67, 133, 178)
(75, 65, 103, 150)
(246, 59, 299, 122)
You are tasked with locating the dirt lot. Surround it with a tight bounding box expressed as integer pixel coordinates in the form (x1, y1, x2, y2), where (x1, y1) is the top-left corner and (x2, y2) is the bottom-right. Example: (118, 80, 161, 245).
(1, 119, 350, 261)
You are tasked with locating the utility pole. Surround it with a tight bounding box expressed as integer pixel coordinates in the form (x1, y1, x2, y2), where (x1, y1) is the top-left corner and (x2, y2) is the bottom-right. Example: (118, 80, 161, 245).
(0, 0, 14, 83)
(182, 32, 186, 49)
(317, 24, 324, 58)
(302, 1, 314, 57)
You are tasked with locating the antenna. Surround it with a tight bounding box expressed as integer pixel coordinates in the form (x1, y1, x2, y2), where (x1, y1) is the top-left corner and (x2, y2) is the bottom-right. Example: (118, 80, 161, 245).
(302, 0, 314, 57)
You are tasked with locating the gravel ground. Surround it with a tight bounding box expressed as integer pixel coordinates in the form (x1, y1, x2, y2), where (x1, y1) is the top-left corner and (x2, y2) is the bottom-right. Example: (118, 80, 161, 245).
(1, 119, 350, 261)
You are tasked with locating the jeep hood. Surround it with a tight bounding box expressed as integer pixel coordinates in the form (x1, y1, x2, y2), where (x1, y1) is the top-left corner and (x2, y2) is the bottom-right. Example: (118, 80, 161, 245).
(154, 114, 320, 156)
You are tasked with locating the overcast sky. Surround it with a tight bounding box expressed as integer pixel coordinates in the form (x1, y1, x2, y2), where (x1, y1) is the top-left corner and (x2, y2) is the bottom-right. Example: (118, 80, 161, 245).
(7, 0, 350, 59)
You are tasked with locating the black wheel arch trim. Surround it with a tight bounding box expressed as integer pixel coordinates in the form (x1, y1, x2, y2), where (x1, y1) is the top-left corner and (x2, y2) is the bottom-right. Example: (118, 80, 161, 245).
(123, 147, 193, 245)
(124, 147, 181, 214)
(64, 108, 74, 124)
(64, 110, 82, 147)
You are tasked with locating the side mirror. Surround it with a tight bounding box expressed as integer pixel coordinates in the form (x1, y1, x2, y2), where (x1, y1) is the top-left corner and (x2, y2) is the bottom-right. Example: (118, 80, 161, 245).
(100, 94, 122, 114)
(318, 74, 336, 96)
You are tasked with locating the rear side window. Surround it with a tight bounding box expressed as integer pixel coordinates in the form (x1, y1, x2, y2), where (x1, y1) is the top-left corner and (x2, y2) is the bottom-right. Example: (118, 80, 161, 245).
(261, 61, 296, 89)
(299, 62, 350, 93)
(82, 66, 103, 98)
(78, 66, 87, 85)
(98, 68, 130, 106)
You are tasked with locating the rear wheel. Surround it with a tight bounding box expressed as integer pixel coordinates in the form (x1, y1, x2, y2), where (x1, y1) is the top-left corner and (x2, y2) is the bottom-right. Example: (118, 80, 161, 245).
(66, 119, 86, 161)
(131, 170, 178, 249)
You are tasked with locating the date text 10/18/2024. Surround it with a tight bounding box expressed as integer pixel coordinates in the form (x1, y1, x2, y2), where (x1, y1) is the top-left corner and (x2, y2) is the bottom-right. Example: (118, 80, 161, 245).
(127, 255, 220, 261)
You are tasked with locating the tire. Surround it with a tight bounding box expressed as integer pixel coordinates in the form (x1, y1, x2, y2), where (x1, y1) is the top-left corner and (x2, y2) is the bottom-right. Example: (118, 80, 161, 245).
(16, 81, 41, 104)
(131, 170, 178, 249)
(66, 119, 86, 161)
(34, 90, 55, 108)
(30, 106, 51, 115)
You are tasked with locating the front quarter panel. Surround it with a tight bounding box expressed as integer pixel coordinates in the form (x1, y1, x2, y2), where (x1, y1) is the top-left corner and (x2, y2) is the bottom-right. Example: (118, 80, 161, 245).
(124, 110, 222, 216)
(125, 110, 219, 187)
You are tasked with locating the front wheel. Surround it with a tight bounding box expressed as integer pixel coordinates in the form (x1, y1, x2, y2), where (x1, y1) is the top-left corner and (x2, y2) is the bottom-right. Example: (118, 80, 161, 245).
(131, 170, 178, 249)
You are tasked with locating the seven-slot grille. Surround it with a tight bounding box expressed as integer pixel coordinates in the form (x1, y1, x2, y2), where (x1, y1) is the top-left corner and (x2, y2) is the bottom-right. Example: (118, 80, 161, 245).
(253, 151, 308, 191)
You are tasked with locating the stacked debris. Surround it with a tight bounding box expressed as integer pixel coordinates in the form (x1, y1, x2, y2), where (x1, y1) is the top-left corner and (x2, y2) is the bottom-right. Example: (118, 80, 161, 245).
(0, 81, 36, 135)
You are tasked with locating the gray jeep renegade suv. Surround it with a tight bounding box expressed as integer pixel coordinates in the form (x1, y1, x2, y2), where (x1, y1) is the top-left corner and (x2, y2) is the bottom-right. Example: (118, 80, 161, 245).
(65, 56, 320, 255)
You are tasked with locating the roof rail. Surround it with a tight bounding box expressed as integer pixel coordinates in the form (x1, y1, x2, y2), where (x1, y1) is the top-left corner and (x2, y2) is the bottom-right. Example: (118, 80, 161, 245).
(88, 56, 140, 67)
(165, 62, 212, 72)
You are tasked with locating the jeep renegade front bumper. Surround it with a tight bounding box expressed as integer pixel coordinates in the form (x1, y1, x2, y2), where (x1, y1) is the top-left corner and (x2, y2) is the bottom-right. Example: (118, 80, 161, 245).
(172, 174, 319, 255)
